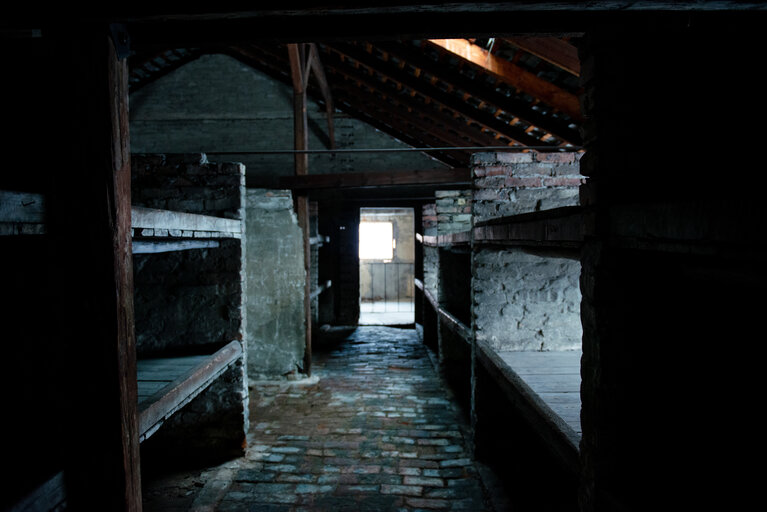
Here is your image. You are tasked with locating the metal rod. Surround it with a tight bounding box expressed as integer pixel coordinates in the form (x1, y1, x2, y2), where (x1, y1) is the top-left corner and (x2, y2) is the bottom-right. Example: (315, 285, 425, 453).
(208, 145, 583, 155)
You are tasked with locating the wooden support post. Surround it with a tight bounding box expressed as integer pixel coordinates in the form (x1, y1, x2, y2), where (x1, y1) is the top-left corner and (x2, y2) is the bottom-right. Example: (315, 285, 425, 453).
(288, 43, 313, 376)
(46, 25, 141, 510)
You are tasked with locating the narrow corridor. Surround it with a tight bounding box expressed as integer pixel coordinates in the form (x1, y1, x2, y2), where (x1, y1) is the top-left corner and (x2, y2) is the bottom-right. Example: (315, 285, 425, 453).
(143, 326, 494, 511)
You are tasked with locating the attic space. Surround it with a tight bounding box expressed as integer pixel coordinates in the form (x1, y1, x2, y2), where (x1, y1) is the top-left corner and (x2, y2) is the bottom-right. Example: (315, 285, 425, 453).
(1, 4, 766, 512)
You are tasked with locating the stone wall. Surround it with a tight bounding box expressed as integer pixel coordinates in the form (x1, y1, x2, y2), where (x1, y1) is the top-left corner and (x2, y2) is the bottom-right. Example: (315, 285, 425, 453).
(245, 189, 307, 379)
(471, 151, 583, 353)
(473, 249, 581, 352)
(435, 190, 472, 235)
(131, 153, 248, 455)
(132, 153, 246, 357)
(421, 203, 439, 299)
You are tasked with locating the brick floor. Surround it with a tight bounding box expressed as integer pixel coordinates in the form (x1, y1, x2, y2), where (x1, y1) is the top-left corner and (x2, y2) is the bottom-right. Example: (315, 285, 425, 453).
(144, 326, 493, 511)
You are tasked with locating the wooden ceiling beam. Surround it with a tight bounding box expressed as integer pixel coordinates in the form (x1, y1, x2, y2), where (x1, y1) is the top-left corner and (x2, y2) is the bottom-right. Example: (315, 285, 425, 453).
(279, 168, 471, 191)
(306, 43, 336, 149)
(327, 42, 554, 148)
(333, 82, 483, 156)
(427, 38, 582, 121)
(503, 36, 581, 76)
(379, 41, 581, 145)
(319, 48, 506, 149)
(231, 43, 465, 167)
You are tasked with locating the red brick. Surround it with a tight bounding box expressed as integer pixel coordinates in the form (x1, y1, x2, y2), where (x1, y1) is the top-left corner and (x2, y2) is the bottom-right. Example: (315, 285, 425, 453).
(542, 177, 585, 187)
(505, 177, 543, 187)
(496, 152, 534, 163)
(473, 165, 511, 178)
(535, 152, 577, 163)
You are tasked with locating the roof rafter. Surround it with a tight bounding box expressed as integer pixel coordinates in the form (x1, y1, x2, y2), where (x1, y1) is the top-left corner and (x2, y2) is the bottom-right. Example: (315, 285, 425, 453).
(427, 38, 582, 121)
(503, 36, 581, 77)
(381, 41, 581, 145)
(327, 42, 556, 148)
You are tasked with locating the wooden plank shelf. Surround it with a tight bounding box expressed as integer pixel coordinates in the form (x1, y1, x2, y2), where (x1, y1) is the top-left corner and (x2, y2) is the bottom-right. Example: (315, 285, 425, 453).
(2, 191, 242, 245)
(417, 278, 471, 346)
(476, 340, 581, 475)
(419, 231, 471, 247)
(137, 340, 242, 442)
(0, 190, 46, 236)
(473, 205, 593, 247)
(310, 279, 332, 300)
(131, 206, 242, 239)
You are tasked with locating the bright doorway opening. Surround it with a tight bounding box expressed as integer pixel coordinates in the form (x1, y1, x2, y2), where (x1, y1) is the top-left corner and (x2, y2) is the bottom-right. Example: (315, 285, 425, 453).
(358, 207, 415, 326)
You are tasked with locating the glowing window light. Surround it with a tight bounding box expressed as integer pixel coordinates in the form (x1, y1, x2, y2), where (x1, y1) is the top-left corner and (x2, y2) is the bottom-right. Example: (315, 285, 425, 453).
(359, 221, 393, 260)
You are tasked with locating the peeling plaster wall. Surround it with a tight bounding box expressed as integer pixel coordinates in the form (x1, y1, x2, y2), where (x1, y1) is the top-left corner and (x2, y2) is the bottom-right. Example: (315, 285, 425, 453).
(245, 189, 307, 378)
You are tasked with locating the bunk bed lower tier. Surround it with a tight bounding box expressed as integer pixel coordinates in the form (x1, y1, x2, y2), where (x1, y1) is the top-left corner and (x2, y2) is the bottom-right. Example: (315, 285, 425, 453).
(137, 340, 242, 443)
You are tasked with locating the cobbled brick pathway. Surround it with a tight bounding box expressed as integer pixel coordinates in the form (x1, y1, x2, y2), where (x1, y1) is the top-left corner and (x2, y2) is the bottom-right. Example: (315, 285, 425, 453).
(144, 326, 493, 511)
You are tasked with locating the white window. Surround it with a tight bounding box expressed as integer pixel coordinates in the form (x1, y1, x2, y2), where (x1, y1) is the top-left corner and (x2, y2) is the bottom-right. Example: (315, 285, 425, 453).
(359, 221, 393, 260)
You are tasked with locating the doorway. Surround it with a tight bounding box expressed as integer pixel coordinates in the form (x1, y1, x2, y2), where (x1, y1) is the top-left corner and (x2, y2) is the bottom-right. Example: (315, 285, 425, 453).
(358, 207, 415, 325)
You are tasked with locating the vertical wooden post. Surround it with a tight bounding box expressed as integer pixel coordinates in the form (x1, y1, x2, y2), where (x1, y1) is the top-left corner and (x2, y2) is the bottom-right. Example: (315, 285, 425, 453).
(288, 43, 313, 376)
(51, 25, 141, 510)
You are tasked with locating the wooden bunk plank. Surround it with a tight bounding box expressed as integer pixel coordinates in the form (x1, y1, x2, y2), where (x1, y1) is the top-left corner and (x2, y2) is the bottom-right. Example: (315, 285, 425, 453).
(0, 190, 45, 235)
(476, 340, 581, 474)
(2, 195, 242, 241)
(473, 205, 592, 247)
(137, 340, 242, 442)
(438, 307, 471, 345)
(132, 240, 221, 253)
(131, 206, 242, 239)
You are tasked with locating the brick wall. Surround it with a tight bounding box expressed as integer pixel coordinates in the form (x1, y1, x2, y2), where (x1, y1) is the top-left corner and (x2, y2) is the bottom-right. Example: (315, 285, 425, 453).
(470, 152, 583, 352)
(435, 190, 472, 235)
(472, 152, 583, 223)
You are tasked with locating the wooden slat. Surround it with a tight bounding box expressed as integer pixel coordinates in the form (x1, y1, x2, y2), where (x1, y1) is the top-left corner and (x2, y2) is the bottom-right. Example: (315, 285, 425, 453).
(131, 206, 241, 238)
(280, 168, 470, 190)
(310, 279, 332, 300)
(132, 240, 221, 253)
(427, 39, 582, 121)
(7, 471, 67, 512)
(320, 48, 509, 149)
(476, 340, 581, 475)
(306, 43, 336, 149)
(378, 41, 582, 145)
(288, 43, 313, 377)
(498, 350, 582, 435)
(438, 307, 471, 344)
(329, 43, 554, 148)
(437, 230, 471, 246)
(473, 206, 591, 247)
(138, 340, 242, 442)
(504, 36, 581, 76)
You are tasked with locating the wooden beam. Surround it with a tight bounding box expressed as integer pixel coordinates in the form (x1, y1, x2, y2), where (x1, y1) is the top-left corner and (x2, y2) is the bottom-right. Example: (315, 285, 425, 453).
(131, 206, 242, 237)
(287, 43, 313, 377)
(49, 26, 142, 510)
(325, 57, 505, 149)
(376, 41, 581, 145)
(427, 39, 582, 121)
(131, 240, 221, 253)
(230, 43, 467, 167)
(138, 340, 242, 441)
(329, 43, 556, 147)
(279, 168, 470, 190)
(307, 43, 336, 149)
(503, 36, 581, 76)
